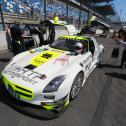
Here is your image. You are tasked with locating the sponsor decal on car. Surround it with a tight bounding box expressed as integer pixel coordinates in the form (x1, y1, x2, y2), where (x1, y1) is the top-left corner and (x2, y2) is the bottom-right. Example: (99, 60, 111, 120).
(31, 50, 64, 67)
(3, 65, 46, 85)
(29, 50, 36, 54)
(35, 48, 48, 52)
(54, 55, 69, 65)
(29, 48, 48, 54)
(51, 49, 65, 54)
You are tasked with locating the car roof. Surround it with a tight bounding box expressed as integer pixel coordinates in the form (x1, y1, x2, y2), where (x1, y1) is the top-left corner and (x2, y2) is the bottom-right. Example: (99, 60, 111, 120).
(50, 20, 67, 25)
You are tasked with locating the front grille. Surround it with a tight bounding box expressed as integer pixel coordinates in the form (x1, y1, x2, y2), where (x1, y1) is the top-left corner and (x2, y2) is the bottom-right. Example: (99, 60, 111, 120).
(13, 84, 33, 100)
(3, 77, 34, 101)
(15, 91, 32, 98)
(15, 85, 32, 93)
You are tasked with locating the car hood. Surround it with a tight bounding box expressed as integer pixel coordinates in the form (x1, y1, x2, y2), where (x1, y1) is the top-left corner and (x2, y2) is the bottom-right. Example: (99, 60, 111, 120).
(2, 46, 86, 89)
(11, 47, 81, 76)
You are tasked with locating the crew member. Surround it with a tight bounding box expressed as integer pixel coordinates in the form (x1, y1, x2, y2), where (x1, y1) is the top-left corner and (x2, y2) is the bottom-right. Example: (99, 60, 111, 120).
(36, 21, 47, 46)
(23, 24, 30, 36)
(49, 24, 55, 44)
(40, 20, 55, 44)
(79, 25, 90, 35)
(6, 24, 12, 50)
(10, 20, 23, 56)
(118, 29, 126, 68)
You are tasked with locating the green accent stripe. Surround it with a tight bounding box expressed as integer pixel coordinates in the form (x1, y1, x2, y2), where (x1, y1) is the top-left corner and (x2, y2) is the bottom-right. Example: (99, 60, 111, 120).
(60, 36, 88, 40)
(43, 105, 57, 110)
(64, 99, 69, 107)
(43, 98, 69, 111)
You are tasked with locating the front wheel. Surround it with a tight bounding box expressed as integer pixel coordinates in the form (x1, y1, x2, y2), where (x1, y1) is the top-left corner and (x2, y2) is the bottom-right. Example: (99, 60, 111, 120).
(70, 72, 84, 100)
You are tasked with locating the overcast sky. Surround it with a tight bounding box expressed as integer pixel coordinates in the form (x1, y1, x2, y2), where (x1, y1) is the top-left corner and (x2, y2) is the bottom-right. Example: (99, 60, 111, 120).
(114, 0, 126, 21)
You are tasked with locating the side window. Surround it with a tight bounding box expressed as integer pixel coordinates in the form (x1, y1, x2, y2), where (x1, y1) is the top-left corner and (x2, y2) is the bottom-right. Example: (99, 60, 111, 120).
(81, 40, 89, 54)
(89, 40, 95, 56)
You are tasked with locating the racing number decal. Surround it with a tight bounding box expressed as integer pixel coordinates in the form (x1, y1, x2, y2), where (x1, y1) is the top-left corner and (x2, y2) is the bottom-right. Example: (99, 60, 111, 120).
(41, 53, 52, 59)
(31, 51, 62, 67)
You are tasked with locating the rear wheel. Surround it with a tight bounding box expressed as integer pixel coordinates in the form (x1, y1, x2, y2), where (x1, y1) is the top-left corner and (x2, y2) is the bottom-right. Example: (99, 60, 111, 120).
(70, 72, 84, 100)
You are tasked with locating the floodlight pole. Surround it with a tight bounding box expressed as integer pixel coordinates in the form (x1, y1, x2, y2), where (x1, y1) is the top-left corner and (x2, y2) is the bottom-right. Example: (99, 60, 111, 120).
(86, 0, 91, 25)
(66, 0, 69, 22)
(78, 1, 82, 29)
(87, 11, 90, 24)
(0, 4, 5, 30)
(43, 0, 47, 20)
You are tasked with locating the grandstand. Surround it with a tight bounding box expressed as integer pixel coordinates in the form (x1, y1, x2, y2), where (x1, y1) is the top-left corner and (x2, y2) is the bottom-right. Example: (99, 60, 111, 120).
(0, 0, 118, 30)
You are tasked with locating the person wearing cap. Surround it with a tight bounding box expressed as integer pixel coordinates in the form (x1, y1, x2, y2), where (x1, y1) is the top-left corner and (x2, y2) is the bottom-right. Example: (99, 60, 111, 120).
(10, 20, 23, 56)
(118, 28, 126, 68)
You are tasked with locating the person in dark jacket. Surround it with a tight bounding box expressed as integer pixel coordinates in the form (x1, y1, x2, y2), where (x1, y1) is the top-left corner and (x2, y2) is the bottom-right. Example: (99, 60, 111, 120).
(36, 21, 47, 46)
(10, 20, 23, 56)
(79, 25, 90, 35)
(23, 24, 30, 36)
(49, 24, 55, 44)
(40, 20, 55, 44)
(118, 29, 126, 68)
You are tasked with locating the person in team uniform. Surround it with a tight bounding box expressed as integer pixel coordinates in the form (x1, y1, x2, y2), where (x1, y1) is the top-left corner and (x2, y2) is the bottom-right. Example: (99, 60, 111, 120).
(118, 28, 126, 68)
(10, 20, 23, 56)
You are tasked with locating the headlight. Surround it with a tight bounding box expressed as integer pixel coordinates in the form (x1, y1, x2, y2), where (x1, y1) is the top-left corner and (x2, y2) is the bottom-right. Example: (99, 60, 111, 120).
(43, 75, 66, 93)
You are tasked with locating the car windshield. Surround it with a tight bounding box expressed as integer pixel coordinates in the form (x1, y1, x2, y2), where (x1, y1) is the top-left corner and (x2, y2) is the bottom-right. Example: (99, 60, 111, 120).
(50, 38, 88, 52)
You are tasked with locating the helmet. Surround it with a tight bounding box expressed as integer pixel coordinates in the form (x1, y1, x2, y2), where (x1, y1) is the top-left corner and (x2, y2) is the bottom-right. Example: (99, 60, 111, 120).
(75, 42, 83, 54)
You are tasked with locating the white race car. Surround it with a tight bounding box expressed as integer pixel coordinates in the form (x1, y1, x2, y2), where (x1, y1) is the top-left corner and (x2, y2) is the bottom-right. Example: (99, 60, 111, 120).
(1, 35, 104, 116)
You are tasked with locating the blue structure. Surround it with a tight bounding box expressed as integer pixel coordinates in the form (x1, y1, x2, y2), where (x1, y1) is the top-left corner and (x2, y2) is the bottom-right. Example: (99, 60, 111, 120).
(0, 0, 88, 24)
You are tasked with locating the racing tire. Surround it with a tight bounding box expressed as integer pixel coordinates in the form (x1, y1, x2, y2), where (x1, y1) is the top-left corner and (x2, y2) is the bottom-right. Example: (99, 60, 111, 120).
(70, 72, 84, 100)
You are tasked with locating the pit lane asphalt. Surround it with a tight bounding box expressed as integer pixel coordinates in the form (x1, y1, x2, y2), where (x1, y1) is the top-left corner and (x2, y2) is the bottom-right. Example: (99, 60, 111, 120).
(0, 38, 126, 126)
